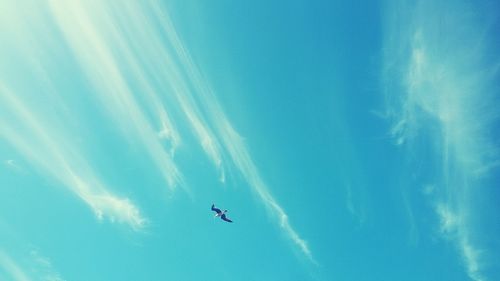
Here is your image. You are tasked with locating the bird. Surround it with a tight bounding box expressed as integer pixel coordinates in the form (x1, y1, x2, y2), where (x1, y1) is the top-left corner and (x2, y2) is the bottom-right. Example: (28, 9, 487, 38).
(211, 203, 233, 223)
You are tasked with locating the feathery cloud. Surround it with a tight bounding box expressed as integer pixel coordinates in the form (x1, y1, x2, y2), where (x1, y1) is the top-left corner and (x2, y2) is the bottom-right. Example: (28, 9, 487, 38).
(48, 0, 183, 190)
(149, 3, 314, 260)
(382, 0, 500, 279)
(29, 249, 65, 281)
(0, 84, 147, 230)
(0, 251, 32, 281)
(1, 0, 311, 260)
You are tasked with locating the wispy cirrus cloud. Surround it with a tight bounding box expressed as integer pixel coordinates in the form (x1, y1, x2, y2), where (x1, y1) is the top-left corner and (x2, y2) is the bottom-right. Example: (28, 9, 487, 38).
(211, 117, 313, 260)
(0, 248, 65, 281)
(0, 251, 31, 281)
(383, 0, 500, 279)
(436, 203, 485, 281)
(3, 159, 24, 174)
(29, 249, 65, 281)
(149, 2, 314, 261)
(0, 85, 147, 230)
(1, 0, 311, 261)
(48, 0, 184, 191)
(0, 221, 65, 281)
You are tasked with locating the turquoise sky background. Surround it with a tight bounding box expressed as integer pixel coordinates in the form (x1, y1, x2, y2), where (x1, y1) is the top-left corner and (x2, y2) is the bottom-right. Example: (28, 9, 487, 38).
(1, 1, 500, 280)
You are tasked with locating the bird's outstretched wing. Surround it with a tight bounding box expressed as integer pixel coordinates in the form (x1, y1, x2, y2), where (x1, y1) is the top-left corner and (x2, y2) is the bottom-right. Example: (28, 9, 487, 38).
(221, 214, 233, 223)
(211, 204, 222, 214)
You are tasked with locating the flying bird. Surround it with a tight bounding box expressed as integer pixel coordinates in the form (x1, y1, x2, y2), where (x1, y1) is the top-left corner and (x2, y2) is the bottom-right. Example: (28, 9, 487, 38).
(211, 204, 233, 223)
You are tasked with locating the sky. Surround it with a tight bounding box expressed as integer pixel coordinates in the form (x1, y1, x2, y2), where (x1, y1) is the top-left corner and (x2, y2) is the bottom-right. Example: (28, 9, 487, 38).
(1, 0, 500, 280)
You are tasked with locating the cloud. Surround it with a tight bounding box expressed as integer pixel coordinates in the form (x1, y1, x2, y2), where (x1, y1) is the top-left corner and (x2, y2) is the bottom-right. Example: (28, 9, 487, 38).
(206, 55, 315, 262)
(48, 0, 184, 190)
(66, 170, 148, 231)
(3, 159, 24, 174)
(0, 251, 32, 281)
(0, 248, 65, 281)
(0, 85, 147, 230)
(1, 0, 311, 261)
(148, 3, 314, 261)
(435, 204, 459, 234)
(29, 249, 66, 281)
(344, 182, 366, 226)
(0, 222, 65, 281)
(382, 0, 500, 279)
(422, 184, 435, 195)
(5, 159, 18, 168)
(436, 203, 484, 281)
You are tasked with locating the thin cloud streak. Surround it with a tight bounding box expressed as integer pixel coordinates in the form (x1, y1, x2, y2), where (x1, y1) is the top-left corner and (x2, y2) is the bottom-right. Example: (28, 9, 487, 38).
(0, 251, 32, 281)
(2, 0, 311, 260)
(108, 0, 226, 183)
(49, 0, 226, 186)
(149, 2, 227, 183)
(150, 2, 314, 261)
(4, 159, 24, 174)
(0, 248, 65, 281)
(209, 110, 314, 260)
(0, 85, 147, 230)
(48, 0, 184, 190)
(29, 249, 65, 281)
(436, 203, 484, 281)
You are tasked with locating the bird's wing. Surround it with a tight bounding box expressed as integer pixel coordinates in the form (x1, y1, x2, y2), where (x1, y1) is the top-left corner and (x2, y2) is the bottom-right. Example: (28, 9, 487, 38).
(211, 204, 222, 214)
(221, 214, 233, 223)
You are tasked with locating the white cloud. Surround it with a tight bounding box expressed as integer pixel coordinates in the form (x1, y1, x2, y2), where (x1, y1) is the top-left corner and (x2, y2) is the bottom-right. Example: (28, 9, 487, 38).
(383, 0, 499, 279)
(3, 159, 24, 174)
(0, 85, 147, 230)
(5, 159, 18, 168)
(344, 180, 366, 226)
(390, 118, 408, 145)
(66, 170, 148, 230)
(435, 203, 458, 235)
(29, 250, 66, 281)
(0, 248, 65, 281)
(0, 251, 32, 281)
(48, 0, 184, 190)
(148, 3, 314, 260)
(2, 0, 311, 261)
(422, 184, 435, 195)
(147, 1, 228, 183)
(436, 203, 485, 281)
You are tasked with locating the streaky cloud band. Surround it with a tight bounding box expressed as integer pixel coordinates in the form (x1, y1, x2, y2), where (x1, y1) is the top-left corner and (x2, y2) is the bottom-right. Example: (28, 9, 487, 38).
(0, 84, 147, 231)
(383, 0, 500, 280)
(150, 1, 314, 261)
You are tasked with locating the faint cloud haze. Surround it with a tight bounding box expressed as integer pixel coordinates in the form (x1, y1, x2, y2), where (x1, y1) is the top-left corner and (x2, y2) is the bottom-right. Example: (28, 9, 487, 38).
(383, 0, 499, 280)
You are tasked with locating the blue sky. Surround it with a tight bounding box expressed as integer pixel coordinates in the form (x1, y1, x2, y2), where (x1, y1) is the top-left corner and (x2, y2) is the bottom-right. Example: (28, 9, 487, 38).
(1, 0, 500, 280)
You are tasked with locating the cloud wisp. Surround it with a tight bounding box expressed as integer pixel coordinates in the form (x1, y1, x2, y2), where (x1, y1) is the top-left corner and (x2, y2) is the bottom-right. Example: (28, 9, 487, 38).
(48, 0, 184, 191)
(0, 248, 65, 281)
(0, 85, 147, 231)
(383, 0, 500, 279)
(0, 251, 32, 281)
(29, 249, 65, 281)
(150, 2, 314, 261)
(1, 0, 311, 260)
